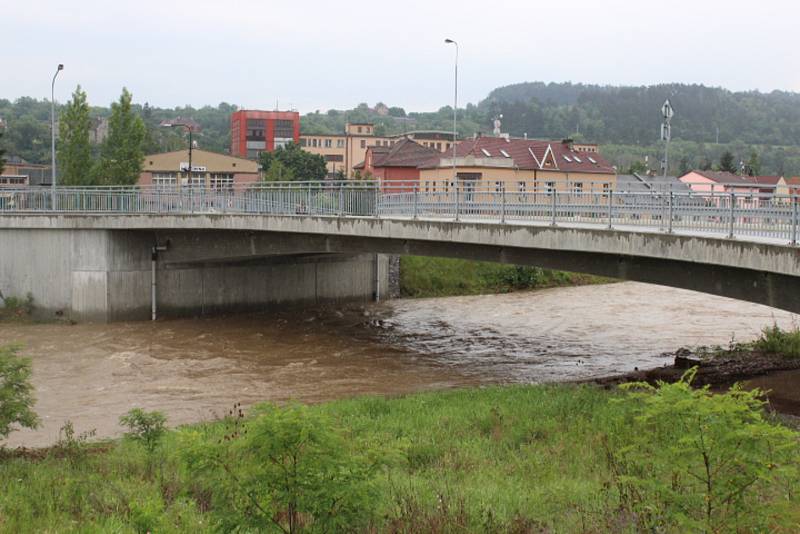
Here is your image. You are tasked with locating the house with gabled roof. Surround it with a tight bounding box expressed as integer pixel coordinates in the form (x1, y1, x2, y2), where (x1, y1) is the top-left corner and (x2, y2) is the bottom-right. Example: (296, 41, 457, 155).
(353, 137, 441, 191)
(417, 136, 617, 194)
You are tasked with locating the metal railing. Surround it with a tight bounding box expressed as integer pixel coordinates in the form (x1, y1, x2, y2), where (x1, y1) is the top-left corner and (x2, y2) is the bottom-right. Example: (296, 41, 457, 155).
(1, 180, 798, 245)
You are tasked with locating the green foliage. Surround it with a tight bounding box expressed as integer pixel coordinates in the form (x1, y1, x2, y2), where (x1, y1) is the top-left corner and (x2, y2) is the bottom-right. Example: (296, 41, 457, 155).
(58, 85, 94, 185)
(754, 324, 800, 358)
(182, 404, 384, 533)
(53, 420, 96, 466)
(0, 130, 6, 174)
(719, 150, 737, 172)
(119, 408, 167, 453)
(95, 88, 146, 185)
(0, 345, 39, 441)
(0, 291, 35, 320)
(399, 256, 607, 297)
(626, 159, 648, 175)
(608, 371, 800, 532)
(259, 142, 326, 181)
(746, 150, 762, 176)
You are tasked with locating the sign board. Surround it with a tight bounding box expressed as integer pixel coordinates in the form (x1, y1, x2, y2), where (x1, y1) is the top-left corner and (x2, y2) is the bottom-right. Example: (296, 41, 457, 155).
(662, 99, 674, 120)
(179, 163, 207, 172)
(661, 123, 671, 142)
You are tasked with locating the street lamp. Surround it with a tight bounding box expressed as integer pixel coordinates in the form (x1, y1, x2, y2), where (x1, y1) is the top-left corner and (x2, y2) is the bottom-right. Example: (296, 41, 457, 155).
(51, 63, 63, 204)
(161, 118, 201, 186)
(444, 38, 458, 218)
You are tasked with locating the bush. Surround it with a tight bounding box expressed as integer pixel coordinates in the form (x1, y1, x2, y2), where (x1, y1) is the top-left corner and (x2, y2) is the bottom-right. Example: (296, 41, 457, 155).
(0, 345, 39, 441)
(120, 408, 167, 453)
(0, 292, 35, 320)
(183, 404, 384, 533)
(606, 370, 800, 532)
(754, 324, 800, 358)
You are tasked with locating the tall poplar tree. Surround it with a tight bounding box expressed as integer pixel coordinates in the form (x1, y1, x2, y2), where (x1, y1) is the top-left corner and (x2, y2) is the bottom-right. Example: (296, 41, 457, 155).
(0, 130, 6, 175)
(96, 88, 146, 185)
(58, 85, 93, 185)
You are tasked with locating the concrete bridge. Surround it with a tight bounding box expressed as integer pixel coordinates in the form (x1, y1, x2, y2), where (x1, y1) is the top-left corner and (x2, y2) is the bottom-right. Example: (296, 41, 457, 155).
(1, 184, 799, 321)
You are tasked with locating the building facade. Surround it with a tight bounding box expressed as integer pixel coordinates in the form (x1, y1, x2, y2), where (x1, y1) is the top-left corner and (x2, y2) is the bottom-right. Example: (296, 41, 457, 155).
(354, 138, 441, 191)
(138, 149, 259, 190)
(417, 136, 617, 194)
(230, 110, 301, 160)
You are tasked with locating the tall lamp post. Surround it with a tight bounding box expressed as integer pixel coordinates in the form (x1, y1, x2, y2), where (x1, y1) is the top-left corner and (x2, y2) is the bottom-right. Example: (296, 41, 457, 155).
(161, 118, 200, 186)
(51, 63, 63, 206)
(444, 38, 458, 219)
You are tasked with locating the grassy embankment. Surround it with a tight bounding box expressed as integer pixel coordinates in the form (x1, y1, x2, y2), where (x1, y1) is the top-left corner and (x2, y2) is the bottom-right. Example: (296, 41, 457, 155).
(399, 256, 611, 298)
(1, 362, 799, 532)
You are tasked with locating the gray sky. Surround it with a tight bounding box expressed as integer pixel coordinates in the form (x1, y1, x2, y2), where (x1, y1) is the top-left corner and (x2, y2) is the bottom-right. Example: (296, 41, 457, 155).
(5, 0, 798, 112)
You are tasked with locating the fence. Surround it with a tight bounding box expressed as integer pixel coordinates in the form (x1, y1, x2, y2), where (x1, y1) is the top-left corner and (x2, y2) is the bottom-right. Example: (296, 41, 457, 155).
(0, 181, 797, 245)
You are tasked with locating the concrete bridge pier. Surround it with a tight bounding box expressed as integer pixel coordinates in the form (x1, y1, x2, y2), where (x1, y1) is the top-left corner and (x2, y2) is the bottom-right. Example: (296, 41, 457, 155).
(0, 228, 390, 322)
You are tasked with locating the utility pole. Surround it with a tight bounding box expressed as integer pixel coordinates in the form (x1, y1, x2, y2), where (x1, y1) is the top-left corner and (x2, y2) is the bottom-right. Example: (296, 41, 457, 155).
(50, 63, 63, 205)
(661, 99, 674, 178)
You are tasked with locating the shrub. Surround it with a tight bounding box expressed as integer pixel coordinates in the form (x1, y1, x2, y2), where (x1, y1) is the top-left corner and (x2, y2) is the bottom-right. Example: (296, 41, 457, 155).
(606, 370, 800, 532)
(53, 420, 97, 466)
(0, 345, 39, 441)
(119, 408, 167, 453)
(754, 324, 800, 358)
(0, 292, 35, 320)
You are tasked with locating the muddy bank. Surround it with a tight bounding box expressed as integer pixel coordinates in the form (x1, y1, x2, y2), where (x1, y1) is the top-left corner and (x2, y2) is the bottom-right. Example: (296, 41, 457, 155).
(585, 348, 800, 416)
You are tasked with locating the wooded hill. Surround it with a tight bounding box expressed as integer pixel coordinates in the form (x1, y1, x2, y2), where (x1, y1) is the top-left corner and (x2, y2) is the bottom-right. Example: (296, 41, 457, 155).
(3, 82, 800, 176)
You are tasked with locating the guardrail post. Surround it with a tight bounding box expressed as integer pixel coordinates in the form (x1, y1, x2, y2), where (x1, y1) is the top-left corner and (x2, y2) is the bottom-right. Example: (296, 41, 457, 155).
(500, 184, 506, 224)
(607, 190, 613, 229)
(792, 199, 798, 245)
(667, 191, 674, 234)
(550, 188, 557, 226)
(728, 192, 736, 239)
(454, 180, 460, 221)
(338, 183, 344, 217)
(413, 185, 418, 219)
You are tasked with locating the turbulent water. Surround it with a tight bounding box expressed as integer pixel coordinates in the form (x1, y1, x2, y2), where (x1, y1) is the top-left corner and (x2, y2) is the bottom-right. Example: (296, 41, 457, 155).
(1, 282, 796, 448)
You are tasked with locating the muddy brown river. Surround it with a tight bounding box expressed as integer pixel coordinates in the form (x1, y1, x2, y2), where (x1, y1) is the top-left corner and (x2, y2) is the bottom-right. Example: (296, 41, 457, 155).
(1, 282, 797, 448)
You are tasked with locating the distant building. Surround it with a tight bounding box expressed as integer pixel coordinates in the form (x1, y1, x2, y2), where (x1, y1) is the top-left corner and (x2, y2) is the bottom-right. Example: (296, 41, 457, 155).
(300, 124, 460, 179)
(138, 149, 259, 189)
(0, 157, 51, 186)
(679, 170, 788, 206)
(354, 138, 441, 191)
(417, 136, 617, 192)
(230, 110, 301, 160)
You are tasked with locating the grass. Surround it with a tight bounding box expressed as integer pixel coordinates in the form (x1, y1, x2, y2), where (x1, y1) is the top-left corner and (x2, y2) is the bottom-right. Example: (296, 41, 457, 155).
(399, 256, 612, 298)
(754, 324, 800, 358)
(0, 384, 797, 532)
(0, 292, 35, 322)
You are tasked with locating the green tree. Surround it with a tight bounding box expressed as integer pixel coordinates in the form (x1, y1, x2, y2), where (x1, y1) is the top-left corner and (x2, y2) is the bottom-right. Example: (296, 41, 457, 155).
(261, 158, 294, 182)
(626, 160, 648, 175)
(119, 408, 167, 454)
(258, 142, 326, 181)
(58, 85, 94, 185)
(745, 150, 761, 176)
(0, 130, 6, 175)
(95, 88, 146, 185)
(0, 345, 39, 441)
(719, 150, 737, 173)
(678, 156, 691, 176)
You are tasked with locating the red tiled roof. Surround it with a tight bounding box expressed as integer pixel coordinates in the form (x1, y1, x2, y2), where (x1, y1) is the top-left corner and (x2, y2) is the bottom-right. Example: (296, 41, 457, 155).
(420, 136, 615, 174)
(688, 170, 758, 186)
(750, 175, 783, 185)
(355, 138, 441, 169)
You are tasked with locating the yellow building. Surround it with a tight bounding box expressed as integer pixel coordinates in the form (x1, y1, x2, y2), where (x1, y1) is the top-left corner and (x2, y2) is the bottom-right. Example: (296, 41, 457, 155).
(418, 136, 617, 195)
(300, 123, 460, 178)
(139, 149, 260, 189)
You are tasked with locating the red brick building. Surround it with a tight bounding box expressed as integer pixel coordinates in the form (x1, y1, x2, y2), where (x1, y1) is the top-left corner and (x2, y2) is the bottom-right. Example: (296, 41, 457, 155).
(354, 138, 441, 191)
(230, 110, 300, 160)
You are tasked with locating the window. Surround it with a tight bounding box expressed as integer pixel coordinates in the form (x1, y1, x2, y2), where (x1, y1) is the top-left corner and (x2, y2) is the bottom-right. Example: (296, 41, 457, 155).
(588, 156, 597, 164)
(545, 181, 555, 194)
(500, 149, 510, 158)
(563, 155, 573, 163)
(573, 155, 582, 163)
(481, 148, 492, 157)
(602, 183, 610, 198)
(246, 119, 266, 140)
(436, 142, 442, 150)
(274, 119, 294, 139)
(495, 181, 502, 192)
(360, 140, 366, 148)
(337, 139, 345, 148)
(153, 172, 177, 187)
(210, 173, 234, 190)
(517, 181, 526, 201)
(324, 139, 332, 148)
(324, 154, 343, 162)
(573, 182, 584, 195)
(358, 126, 363, 133)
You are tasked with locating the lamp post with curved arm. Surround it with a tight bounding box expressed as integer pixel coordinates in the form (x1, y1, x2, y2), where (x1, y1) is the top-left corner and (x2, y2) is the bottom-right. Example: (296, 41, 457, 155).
(444, 38, 458, 219)
(51, 63, 63, 207)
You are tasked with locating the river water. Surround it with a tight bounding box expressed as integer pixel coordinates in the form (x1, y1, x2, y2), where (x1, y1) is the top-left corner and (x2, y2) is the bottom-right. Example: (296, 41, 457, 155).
(1, 282, 797, 448)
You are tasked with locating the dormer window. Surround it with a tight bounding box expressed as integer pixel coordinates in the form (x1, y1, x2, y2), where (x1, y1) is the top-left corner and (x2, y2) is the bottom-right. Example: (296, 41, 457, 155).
(588, 156, 597, 164)
(573, 155, 582, 163)
(499, 149, 510, 158)
(481, 148, 492, 157)
(563, 155, 573, 163)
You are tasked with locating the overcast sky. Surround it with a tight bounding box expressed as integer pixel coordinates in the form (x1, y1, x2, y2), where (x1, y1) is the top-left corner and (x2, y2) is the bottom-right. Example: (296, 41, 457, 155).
(5, 0, 798, 113)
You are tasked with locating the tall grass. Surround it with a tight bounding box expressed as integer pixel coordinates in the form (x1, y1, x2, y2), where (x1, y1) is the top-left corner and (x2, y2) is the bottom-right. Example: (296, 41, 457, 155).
(399, 256, 609, 298)
(0, 384, 797, 532)
(754, 324, 800, 358)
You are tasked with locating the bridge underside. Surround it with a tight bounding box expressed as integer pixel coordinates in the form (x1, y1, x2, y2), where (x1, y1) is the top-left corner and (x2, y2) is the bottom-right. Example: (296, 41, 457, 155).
(158, 229, 800, 315)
